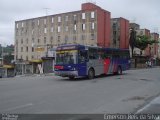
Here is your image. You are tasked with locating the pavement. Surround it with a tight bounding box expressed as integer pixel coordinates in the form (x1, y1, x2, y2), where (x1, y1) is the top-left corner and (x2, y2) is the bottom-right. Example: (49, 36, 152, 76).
(1, 67, 160, 117)
(136, 95, 160, 113)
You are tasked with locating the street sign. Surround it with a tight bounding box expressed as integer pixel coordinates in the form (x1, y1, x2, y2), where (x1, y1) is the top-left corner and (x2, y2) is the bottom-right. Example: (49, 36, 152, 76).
(35, 47, 45, 52)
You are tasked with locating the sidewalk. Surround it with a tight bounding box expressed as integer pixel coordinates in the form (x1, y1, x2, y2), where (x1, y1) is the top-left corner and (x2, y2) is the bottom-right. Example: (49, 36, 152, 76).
(136, 95, 160, 113)
(15, 73, 55, 77)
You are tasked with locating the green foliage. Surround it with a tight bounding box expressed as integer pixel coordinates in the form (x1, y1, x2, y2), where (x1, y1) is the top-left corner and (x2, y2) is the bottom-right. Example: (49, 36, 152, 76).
(3, 54, 14, 64)
(134, 35, 158, 50)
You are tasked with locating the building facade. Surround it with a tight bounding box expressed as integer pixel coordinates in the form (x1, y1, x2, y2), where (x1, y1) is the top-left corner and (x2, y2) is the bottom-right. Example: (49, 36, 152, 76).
(151, 33, 159, 58)
(111, 17, 129, 49)
(135, 29, 151, 56)
(15, 2, 111, 61)
(129, 23, 140, 30)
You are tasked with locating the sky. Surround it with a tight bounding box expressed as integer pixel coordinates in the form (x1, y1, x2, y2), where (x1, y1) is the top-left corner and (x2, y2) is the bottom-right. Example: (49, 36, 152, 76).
(0, 0, 160, 46)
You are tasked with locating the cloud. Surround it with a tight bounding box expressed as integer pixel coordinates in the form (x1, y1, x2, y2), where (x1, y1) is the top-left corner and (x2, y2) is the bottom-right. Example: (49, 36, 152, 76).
(0, 0, 160, 45)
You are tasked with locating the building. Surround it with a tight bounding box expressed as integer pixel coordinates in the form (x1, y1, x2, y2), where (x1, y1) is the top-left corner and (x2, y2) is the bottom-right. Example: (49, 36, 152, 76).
(135, 28, 151, 56)
(158, 38, 160, 59)
(15, 2, 111, 62)
(111, 17, 129, 49)
(129, 23, 140, 30)
(150, 33, 159, 58)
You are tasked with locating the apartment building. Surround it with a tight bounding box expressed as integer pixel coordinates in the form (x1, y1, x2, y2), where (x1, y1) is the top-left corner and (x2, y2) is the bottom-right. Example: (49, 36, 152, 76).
(129, 23, 140, 30)
(151, 33, 159, 58)
(15, 2, 111, 61)
(135, 28, 151, 56)
(111, 17, 129, 49)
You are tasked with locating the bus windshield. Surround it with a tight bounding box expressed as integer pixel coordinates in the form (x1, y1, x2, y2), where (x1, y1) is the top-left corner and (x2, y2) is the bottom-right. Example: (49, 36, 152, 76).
(56, 50, 78, 64)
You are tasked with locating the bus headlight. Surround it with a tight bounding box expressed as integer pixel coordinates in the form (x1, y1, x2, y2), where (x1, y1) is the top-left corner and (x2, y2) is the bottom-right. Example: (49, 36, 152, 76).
(71, 67, 76, 71)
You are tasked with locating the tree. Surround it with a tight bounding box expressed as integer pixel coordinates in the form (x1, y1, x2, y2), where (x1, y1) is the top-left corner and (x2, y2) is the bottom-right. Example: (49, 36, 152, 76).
(129, 28, 136, 58)
(134, 35, 158, 55)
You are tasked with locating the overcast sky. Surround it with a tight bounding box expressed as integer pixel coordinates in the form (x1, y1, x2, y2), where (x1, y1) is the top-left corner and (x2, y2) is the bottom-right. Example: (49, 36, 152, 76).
(0, 0, 160, 46)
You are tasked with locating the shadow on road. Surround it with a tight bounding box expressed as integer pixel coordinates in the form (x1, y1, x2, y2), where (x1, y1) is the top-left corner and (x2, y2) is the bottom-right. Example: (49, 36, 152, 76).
(56, 73, 128, 82)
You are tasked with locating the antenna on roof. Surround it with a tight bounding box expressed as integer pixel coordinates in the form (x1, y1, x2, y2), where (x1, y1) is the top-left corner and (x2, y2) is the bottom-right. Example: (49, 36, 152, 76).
(43, 8, 50, 16)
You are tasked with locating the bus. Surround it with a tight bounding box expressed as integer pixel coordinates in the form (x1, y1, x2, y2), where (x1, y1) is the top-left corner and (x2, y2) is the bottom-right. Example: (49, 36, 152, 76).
(54, 44, 130, 79)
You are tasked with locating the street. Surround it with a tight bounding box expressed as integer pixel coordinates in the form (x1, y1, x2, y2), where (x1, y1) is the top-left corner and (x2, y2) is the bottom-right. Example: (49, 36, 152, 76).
(0, 68, 160, 114)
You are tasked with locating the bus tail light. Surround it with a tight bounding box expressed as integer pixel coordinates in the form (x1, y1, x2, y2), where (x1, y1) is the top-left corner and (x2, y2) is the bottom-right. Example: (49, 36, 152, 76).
(54, 65, 64, 70)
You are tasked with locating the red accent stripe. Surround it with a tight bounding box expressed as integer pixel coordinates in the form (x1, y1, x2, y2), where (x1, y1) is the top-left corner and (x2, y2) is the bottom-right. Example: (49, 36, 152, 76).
(104, 59, 110, 74)
(54, 65, 64, 69)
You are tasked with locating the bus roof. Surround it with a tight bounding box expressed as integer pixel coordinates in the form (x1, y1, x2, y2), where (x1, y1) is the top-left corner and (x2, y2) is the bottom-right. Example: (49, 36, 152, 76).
(56, 44, 129, 51)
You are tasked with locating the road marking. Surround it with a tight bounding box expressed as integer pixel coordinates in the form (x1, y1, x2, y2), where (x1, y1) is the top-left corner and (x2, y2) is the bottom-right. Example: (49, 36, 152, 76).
(136, 103, 151, 113)
(136, 96, 160, 113)
(4, 103, 33, 111)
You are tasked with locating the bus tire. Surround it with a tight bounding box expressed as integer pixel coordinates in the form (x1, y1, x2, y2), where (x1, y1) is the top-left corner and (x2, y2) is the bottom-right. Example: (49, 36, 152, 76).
(88, 68, 95, 79)
(117, 66, 122, 75)
(69, 76, 75, 80)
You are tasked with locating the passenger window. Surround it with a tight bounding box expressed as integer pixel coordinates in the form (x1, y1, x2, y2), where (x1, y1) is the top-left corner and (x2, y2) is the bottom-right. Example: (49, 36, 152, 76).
(78, 50, 88, 63)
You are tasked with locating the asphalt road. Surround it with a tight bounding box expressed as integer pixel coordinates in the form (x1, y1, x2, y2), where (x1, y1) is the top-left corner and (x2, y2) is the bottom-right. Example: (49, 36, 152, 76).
(0, 68, 160, 115)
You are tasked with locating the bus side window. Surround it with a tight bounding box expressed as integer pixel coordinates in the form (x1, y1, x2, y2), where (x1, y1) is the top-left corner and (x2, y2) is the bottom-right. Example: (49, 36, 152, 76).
(79, 50, 88, 63)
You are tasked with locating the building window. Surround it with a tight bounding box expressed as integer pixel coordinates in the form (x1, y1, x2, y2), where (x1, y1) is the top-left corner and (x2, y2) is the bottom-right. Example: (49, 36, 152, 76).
(37, 39, 40, 44)
(82, 13, 85, 19)
(32, 21, 35, 28)
(32, 38, 34, 43)
(32, 55, 34, 59)
(65, 36, 68, 42)
(82, 35, 85, 40)
(44, 28, 47, 33)
(38, 29, 41, 35)
(16, 23, 19, 28)
(32, 29, 34, 35)
(26, 38, 28, 44)
(65, 26, 68, 32)
(58, 16, 61, 22)
(44, 37, 46, 44)
(73, 36, 76, 41)
(91, 11, 95, 18)
(65, 16, 68, 21)
(73, 15, 77, 21)
(37, 19, 40, 26)
(26, 46, 28, 52)
(74, 24, 77, 31)
(91, 22, 95, 30)
(32, 47, 34, 52)
(58, 26, 61, 32)
(58, 36, 60, 42)
(44, 19, 46, 24)
(91, 34, 95, 40)
(50, 36, 53, 44)
(51, 27, 54, 32)
(22, 22, 24, 27)
(21, 47, 23, 52)
(26, 56, 28, 61)
(82, 24, 85, 31)
(51, 17, 54, 23)
(21, 39, 23, 44)
(16, 29, 18, 36)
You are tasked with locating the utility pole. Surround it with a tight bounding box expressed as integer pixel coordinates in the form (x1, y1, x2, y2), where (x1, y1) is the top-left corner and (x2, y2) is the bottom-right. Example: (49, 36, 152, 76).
(2, 45, 3, 66)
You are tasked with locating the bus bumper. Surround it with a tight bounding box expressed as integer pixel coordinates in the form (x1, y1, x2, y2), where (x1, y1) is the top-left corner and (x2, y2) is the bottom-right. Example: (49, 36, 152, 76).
(54, 71, 78, 77)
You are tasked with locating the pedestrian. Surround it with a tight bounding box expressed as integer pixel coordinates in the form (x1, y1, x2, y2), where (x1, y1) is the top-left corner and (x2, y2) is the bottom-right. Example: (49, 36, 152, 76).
(145, 61, 148, 68)
(149, 61, 152, 68)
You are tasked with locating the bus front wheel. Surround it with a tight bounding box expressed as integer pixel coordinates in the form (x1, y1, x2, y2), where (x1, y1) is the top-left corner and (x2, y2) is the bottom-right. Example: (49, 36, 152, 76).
(88, 68, 95, 79)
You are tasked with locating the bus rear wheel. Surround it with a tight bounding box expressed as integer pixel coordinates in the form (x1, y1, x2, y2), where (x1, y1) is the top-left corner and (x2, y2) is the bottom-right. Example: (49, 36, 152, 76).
(69, 76, 75, 80)
(88, 68, 95, 79)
